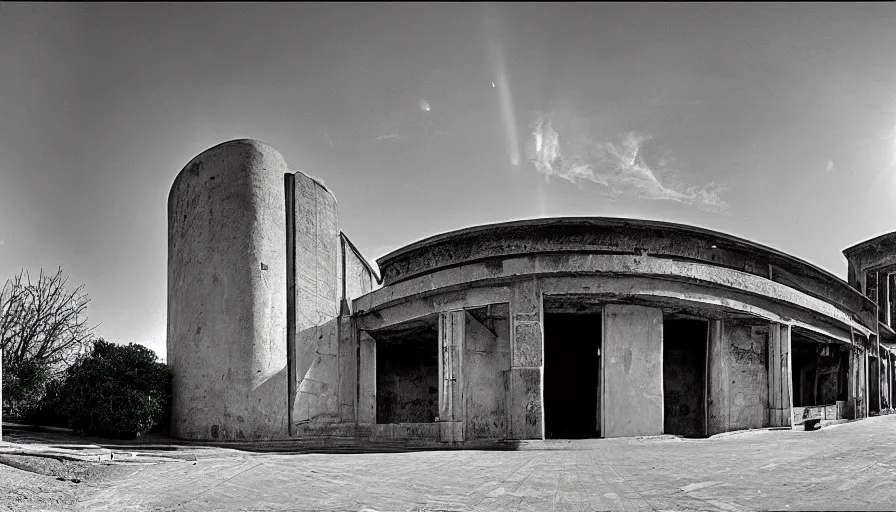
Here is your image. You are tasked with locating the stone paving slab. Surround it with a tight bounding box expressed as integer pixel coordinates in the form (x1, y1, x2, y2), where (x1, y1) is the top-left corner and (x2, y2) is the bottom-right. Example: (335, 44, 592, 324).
(56, 415, 896, 511)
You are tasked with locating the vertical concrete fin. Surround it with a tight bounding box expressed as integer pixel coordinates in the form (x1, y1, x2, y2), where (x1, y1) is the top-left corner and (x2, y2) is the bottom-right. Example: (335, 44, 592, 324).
(285, 173, 296, 436)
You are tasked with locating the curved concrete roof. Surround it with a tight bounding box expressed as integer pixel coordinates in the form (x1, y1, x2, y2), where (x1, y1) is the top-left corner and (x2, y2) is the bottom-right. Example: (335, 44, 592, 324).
(843, 230, 896, 258)
(376, 217, 876, 328)
(170, 139, 337, 205)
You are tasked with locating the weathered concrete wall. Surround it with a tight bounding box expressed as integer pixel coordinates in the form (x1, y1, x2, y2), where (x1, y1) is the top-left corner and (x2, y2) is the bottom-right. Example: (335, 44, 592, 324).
(286, 170, 340, 434)
(707, 320, 769, 434)
(602, 304, 664, 438)
(463, 306, 511, 440)
(168, 139, 288, 440)
(292, 318, 341, 427)
(340, 234, 377, 311)
(293, 172, 339, 331)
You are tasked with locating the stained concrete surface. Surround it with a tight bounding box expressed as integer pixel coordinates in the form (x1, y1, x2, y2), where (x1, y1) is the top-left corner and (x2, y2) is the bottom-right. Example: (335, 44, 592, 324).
(3, 415, 896, 510)
(168, 139, 290, 441)
(602, 304, 664, 438)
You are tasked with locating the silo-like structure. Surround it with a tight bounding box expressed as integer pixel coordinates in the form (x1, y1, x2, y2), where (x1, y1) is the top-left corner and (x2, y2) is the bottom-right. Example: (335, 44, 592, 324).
(167, 139, 289, 440)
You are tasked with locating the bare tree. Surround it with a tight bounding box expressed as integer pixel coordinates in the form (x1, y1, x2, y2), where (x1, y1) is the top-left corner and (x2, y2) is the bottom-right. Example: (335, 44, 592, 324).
(1, 267, 96, 375)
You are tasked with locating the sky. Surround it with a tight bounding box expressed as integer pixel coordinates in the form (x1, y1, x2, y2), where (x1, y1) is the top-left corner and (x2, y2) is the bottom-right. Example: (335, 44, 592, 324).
(2, 3, 896, 361)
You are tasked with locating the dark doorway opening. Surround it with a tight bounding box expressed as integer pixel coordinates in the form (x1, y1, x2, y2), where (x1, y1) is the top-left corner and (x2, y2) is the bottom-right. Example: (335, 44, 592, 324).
(869, 355, 881, 414)
(662, 318, 707, 437)
(791, 335, 849, 407)
(543, 313, 601, 439)
(374, 318, 439, 424)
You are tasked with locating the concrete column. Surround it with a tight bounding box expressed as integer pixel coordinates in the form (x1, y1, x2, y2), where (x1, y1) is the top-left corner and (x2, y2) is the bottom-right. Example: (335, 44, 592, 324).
(602, 304, 664, 438)
(767, 323, 793, 427)
(706, 320, 727, 434)
(891, 353, 896, 412)
(508, 279, 543, 440)
(168, 140, 289, 441)
(882, 349, 890, 411)
(859, 347, 868, 419)
(438, 310, 465, 442)
(848, 347, 861, 419)
(337, 315, 358, 422)
(357, 331, 376, 424)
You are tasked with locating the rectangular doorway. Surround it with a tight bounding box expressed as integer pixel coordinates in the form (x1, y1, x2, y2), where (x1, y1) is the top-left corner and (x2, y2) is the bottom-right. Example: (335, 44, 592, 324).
(374, 318, 439, 424)
(543, 313, 601, 439)
(662, 318, 707, 437)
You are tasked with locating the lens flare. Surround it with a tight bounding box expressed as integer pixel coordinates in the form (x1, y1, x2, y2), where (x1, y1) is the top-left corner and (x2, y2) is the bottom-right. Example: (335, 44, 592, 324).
(486, 31, 520, 166)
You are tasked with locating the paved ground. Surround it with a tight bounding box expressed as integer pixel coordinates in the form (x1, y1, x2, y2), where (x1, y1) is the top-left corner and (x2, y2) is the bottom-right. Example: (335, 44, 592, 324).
(3, 416, 896, 511)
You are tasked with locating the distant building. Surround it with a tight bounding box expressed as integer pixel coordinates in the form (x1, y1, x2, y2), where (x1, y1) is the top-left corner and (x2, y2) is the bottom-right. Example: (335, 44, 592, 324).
(167, 139, 892, 445)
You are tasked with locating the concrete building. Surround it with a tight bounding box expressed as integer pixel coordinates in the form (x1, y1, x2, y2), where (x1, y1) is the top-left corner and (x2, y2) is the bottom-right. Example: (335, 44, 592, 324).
(167, 139, 894, 445)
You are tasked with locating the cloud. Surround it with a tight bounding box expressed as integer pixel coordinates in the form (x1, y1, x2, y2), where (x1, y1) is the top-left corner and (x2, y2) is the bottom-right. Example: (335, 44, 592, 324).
(525, 114, 728, 212)
(366, 133, 400, 145)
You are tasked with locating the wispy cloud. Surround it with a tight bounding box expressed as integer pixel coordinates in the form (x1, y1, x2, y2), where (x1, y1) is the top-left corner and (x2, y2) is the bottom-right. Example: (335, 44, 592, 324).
(366, 133, 400, 145)
(525, 114, 728, 212)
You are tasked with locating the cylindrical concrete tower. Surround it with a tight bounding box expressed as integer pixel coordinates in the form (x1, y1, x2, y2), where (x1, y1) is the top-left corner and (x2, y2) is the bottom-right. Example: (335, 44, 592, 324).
(168, 139, 289, 441)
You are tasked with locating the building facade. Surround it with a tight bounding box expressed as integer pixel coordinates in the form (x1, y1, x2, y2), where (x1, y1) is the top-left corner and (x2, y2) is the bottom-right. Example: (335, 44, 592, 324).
(167, 139, 892, 445)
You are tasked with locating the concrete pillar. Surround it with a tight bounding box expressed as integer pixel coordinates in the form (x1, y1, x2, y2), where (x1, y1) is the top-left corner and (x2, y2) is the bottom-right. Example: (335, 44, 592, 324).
(338, 316, 358, 422)
(168, 139, 289, 441)
(891, 353, 896, 411)
(706, 320, 726, 434)
(357, 331, 376, 424)
(767, 323, 793, 427)
(508, 279, 543, 439)
(438, 310, 465, 442)
(858, 346, 868, 419)
(601, 304, 664, 438)
(848, 347, 860, 419)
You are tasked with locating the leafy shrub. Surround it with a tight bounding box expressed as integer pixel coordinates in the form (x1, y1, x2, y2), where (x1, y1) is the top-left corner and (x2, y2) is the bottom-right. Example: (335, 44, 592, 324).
(59, 339, 172, 439)
(20, 378, 69, 427)
(2, 358, 52, 418)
